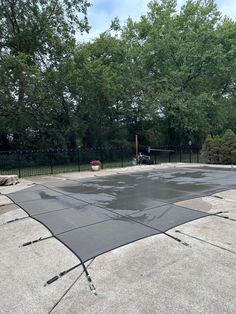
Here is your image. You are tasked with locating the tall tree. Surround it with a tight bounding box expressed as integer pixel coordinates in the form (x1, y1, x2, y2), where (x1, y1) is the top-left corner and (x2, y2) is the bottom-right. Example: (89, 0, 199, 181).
(0, 0, 90, 149)
(121, 0, 236, 145)
(1, 0, 235, 151)
(70, 23, 134, 148)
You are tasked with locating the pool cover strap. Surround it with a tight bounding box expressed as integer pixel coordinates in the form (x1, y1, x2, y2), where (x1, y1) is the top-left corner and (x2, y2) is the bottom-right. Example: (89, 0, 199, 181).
(45, 261, 97, 295)
(3, 216, 29, 225)
(20, 237, 46, 247)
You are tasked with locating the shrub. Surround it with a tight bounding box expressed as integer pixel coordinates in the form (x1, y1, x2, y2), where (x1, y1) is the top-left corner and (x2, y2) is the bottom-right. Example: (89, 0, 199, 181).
(201, 134, 214, 163)
(221, 129, 236, 164)
(202, 130, 236, 164)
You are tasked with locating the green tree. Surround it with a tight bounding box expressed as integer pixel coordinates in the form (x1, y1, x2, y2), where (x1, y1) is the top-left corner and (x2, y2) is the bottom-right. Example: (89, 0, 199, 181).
(121, 0, 236, 145)
(201, 134, 214, 163)
(0, 0, 90, 149)
(1, 0, 236, 151)
(221, 129, 236, 164)
(71, 31, 130, 147)
(211, 135, 221, 163)
(202, 131, 236, 164)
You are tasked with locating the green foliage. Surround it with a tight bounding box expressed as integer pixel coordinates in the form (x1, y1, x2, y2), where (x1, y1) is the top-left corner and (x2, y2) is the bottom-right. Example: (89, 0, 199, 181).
(0, 0, 236, 150)
(211, 135, 221, 164)
(202, 134, 214, 163)
(221, 129, 236, 164)
(0, 0, 90, 150)
(118, 0, 235, 145)
(202, 130, 236, 164)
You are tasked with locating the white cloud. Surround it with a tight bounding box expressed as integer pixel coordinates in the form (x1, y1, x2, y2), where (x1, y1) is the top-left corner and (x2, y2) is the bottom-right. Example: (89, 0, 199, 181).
(81, 0, 236, 42)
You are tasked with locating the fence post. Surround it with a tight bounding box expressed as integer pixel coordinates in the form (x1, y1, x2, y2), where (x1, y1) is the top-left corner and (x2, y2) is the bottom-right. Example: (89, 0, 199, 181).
(189, 148, 192, 163)
(154, 153, 157, 164)
(121, 147, 124, 168)
(77, 148, 81, 172)
(168, 152, 171, 162)
(100, 148, 104, 169)
(179, 147, 182, 162)
(197, 147, 200, 163)
(50, 152, 53, 174)
(17, 152, 21, 178)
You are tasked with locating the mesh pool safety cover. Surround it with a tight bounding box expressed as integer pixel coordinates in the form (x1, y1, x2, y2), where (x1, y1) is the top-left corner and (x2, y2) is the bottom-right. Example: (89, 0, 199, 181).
(7, 167, 236, 262)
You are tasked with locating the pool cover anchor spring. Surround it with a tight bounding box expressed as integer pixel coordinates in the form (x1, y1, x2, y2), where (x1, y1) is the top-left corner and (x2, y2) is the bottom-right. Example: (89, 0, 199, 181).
(2, 216, 29, 226)
(175, 230, 236, 256)
(19, 234, 97, 295)
(44, 260, 97, 296)
(215, 214, 236, 222)
(19, 236, 44, 247)
(164, 233, 190, 247)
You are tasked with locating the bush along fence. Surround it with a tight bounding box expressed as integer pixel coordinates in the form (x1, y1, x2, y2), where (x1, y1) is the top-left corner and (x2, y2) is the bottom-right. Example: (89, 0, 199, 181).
(0, 145, 206, 178)
(201, 129, 236, 165)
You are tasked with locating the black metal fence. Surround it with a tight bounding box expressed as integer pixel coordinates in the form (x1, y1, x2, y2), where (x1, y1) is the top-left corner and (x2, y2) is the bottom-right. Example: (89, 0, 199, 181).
(142, 145, 203, 164)
(0, 145, 203, 178)
(0, 147, 134, 178)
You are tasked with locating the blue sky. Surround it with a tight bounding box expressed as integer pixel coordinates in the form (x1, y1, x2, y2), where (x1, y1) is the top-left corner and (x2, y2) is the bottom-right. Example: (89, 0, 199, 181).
(81, 0, 236, 41)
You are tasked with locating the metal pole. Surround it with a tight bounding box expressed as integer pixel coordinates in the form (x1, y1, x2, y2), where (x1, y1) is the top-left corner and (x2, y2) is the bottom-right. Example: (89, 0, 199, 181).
(50, 152, 53, 174)
(188, 140, 192, 163)
(135, 134, 138, 160)
(121, 147, 124, 168)
(77, 148, 81, 172)
(17, 153, 21, 178)
(100, 148, 104, 169)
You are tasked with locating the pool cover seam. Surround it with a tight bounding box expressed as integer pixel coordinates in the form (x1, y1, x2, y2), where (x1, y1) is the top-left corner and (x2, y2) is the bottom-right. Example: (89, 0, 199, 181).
(20, 205, 213, 247)
(13, 186, 190, 219)
(50, 182, 224, 216)
(14, 184, 225, 212)
(32, 182, 218, 217)
(8, 193, 166, 263)
(12, 195, 90, 205)
(26, 183, 176, 215)
(8, 165, 232, 210)
(6, 201, 227, 265)
(18, 182, 225, 230)
(27, 203, 92, 218)
(6, 194, 123, 237)
(9, 191, 163, 237)
(3, 188, 194, 232)
(5, 184, 228, 238)
(6, 193, 180, 264)
(20, 165, 236, 206)
(9, 190, 212, 250)
(5, 179, 231, 230)
(55, 213, 215, 264)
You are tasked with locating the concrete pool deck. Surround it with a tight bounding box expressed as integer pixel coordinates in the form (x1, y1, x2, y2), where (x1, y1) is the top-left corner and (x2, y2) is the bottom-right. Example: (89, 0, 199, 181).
(0, 163, 236, 314)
